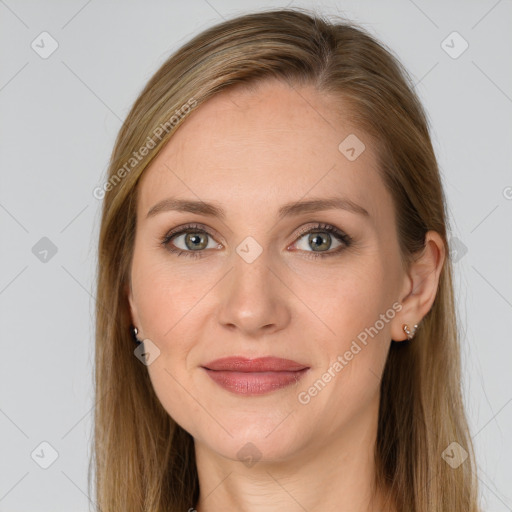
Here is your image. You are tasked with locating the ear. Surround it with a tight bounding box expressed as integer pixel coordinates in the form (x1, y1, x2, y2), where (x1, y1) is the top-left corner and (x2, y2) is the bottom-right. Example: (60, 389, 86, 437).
(391, 230, 446, 342)
(125, 277, 140, 330)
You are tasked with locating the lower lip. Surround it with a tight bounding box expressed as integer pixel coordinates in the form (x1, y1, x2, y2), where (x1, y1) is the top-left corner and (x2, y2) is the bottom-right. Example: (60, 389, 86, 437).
(202, 368, 309, 395)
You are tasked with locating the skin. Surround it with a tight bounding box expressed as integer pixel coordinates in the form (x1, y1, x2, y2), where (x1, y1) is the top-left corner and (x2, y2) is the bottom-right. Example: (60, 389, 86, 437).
(127, 79, 445, 512)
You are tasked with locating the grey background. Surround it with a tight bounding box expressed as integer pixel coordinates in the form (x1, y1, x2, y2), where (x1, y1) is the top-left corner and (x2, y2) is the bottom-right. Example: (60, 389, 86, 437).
(1, 0, 511, 510)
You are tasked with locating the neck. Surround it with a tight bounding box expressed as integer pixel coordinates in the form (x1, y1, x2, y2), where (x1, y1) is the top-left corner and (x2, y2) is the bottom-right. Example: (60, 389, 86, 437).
(193, 393, 395, 512)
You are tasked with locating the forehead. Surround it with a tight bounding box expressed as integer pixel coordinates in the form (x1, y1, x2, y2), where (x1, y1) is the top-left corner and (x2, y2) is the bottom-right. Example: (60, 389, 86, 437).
(136, 79, 394, 227)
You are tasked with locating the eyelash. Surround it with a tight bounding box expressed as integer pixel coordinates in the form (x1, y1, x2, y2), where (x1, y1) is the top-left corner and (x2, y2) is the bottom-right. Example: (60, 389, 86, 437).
(160, 222, 353, 260)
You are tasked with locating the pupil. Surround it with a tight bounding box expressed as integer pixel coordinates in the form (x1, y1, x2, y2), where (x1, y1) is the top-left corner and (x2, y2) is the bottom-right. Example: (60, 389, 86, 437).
(310, 233, 330, 251)
(186, 233, 206, 250)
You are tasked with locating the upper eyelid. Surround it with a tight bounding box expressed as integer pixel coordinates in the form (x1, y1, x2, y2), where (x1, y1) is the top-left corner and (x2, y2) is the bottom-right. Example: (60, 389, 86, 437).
(164, 223, 222, 243)
(164, 222, 348, 246)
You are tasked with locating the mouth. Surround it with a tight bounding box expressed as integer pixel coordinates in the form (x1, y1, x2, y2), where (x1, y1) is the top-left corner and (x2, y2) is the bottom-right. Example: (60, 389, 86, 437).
(201, 356, 310, 396)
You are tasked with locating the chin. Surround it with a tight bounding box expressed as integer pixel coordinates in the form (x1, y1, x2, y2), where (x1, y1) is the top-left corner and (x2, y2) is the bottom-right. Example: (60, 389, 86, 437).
(192, 414, 312, 466)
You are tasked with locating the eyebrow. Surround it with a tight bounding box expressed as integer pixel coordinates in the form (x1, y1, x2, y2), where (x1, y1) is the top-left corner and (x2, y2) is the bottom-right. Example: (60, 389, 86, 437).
(146, 196, 370, 220)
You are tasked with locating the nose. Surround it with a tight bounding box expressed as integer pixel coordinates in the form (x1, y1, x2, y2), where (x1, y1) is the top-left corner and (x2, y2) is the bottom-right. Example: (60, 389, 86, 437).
(215, 250, 291, 337)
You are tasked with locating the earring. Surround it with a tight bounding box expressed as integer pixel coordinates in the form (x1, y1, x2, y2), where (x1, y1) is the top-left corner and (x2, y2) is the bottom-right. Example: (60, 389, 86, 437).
(403, 323, 418, 340)
(131, 325, 143, 345)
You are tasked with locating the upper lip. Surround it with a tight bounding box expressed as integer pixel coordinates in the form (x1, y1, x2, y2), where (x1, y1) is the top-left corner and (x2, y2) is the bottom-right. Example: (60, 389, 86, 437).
(202, 356, 309, 372)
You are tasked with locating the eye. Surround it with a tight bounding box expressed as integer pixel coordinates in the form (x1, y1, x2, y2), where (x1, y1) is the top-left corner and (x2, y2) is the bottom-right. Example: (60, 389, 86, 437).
(161, 222, 352, 259)
(161, 223, 221, 259)
(289, 223, 352, 259)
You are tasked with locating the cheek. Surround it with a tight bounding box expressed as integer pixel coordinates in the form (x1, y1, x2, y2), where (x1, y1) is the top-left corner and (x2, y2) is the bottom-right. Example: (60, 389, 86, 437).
(145, 360, 206, 440)
(290, 254, 389, 338)
(131, 244, 208, 342)
(334, 269, 395, 371)
(302, 300, 391, 436)
(131, 252, 207, 435)
(296, 258, 393, 405)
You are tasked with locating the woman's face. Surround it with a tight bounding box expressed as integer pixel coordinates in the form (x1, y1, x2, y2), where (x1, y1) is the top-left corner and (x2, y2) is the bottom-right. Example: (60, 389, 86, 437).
(128, 79, 411, 463)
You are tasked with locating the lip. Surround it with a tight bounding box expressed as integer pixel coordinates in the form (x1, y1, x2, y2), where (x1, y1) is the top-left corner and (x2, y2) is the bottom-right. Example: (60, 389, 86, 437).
(202, 356, 309, 372)
(201, 357, 310, 396)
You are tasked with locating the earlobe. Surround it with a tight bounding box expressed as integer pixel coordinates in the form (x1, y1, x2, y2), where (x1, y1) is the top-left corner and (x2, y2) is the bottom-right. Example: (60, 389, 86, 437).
(402, 323, 419, 340)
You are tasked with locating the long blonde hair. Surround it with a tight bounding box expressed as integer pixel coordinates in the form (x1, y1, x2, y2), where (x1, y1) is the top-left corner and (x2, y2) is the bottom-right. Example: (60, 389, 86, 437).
(92, 7, 480, 511)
